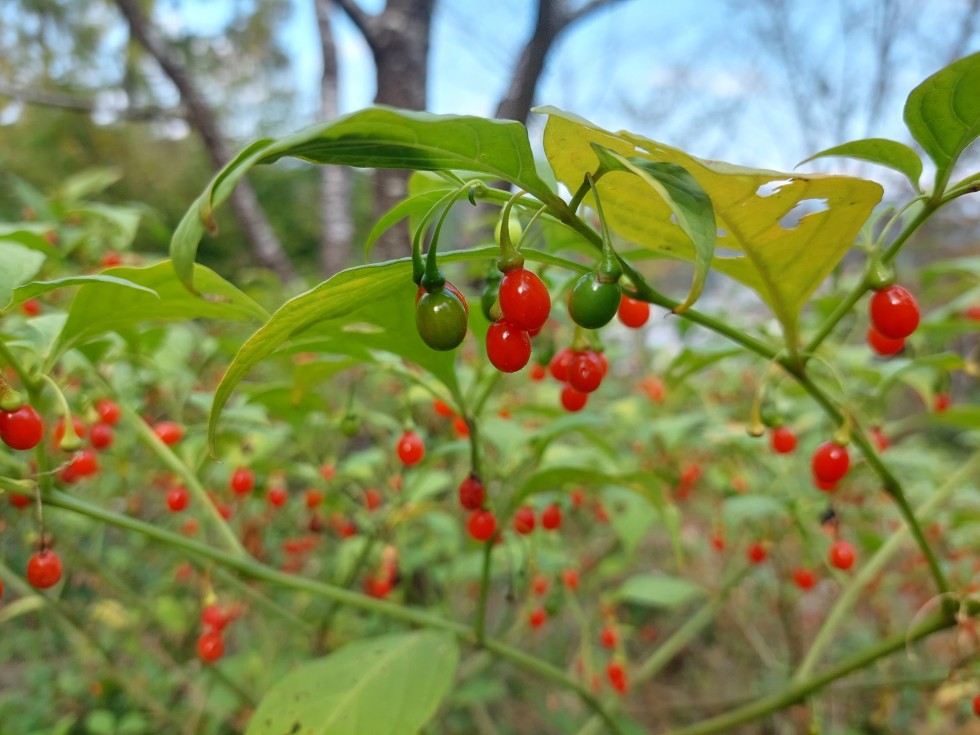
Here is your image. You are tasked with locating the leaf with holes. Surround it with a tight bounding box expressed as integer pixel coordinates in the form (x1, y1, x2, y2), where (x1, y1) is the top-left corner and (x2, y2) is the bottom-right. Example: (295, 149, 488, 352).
(539, 106, 883, 348)
(904, 52, 980, 188)
(245, 631, 458, 735)
(798, 138, 923, 192)
(172, 107, 560, 293)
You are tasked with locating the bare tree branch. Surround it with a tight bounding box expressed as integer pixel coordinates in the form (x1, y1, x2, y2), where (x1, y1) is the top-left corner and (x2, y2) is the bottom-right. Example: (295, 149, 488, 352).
(113, 0, 296, 282)
(332, 0, 380, 52)
(0, 82, 183, 121)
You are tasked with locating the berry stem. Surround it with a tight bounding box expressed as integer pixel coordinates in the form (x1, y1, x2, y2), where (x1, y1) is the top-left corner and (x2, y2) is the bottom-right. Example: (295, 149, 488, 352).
(38, 373, 82, 451)
(0, 337, 39, 393)
(473, 540, 494, 644)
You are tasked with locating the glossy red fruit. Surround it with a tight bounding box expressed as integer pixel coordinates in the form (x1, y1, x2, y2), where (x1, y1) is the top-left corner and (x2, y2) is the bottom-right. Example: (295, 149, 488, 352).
(305, 489, 324, 508)
(485, 320, 532, 373)
(0, 405, 45, 450)
(793, 568, 816, 590)
(166, 486, 189, 512)
(153, 421, 184, 446)
(869, 285, 919, 340)
(21, 299, 41, 316)
(62, 449, 99, 482)
(467, 509, 497, 541)
(606, 661, 628, 694)
(364, 487, 382, 511)
(89, 422, 114, 450)
(528, 607, 547, 629)
(560, 384, 588, 412)
(617, 295, 650, 328)
(229, 467, 255, 495)
(498, 267, 551, 332)
(197, 630, 224, 663)
(266, 486, 288, 507)
(95, 398, 121, 425)
(529, 363, 547, 381)
(933, 393, 951, 413)
(432, 398, 454, 417)
(811, 441, 850, 485)
(600, 626, 618, 649)
(201, 603, 230, 631)
(769, 425, 797, 454)
(567, 351, 604, 393)
(747, 541, 767, 565)
(458, 474, 485, 510)
(541, 503, 562, 530)
(27, 550, 63, 589)
(9, 493, 32, 508)
(867, 327, 905, 356)
(829, 540, 855, 570)
(101, 251, 123, 268)
(396, 431, 425, 466)
(549, 347, 574, 382)
(513, 506, 535, 534)
(562, 568, 580, 591)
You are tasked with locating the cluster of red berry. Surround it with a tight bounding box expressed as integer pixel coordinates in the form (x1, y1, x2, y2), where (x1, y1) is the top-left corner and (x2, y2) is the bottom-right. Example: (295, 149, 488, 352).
(197, 602, 240, 664)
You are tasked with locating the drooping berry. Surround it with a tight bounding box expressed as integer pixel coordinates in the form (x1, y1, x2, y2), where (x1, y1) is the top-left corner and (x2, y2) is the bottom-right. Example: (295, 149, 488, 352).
(166, 486, 190, 512)
(197, 630, 225, 663)
(769, 425, 797, 454)
(396, 431, 425, 466)
(498, 267, 551, 333)
(513, 506, 535, 534)
(560, 384, 588, 412)
(605, 661, 628, 694)
(201, 603, 231, 631)
(747, 541, 767, 565)
(562, 568, 580, 591)
(153, 421, 184, 446)
(229, 467, 255, 495)
(811, 441, 850, 486)
(869, 285, 919, 340)
(467, 509, 497, 541)
(528, 607, 547, 629)
(486, 320, 532, 373)
(95, 398, 121, 426)
(267, 486, 288, 507)
(829, 539, 855, 570)
(0, 404, 45, 450)
(567, 350, 605, 394)
(793, 568, 816, 590)
(26, 549, 63, 589)
(540, 503, 562, 530)
(600, 626, 618, 649)
(617, 294, 650, 328)
(549, 347, 574, 382)
(867, 327, 905, 356)
(88, 422, 114, 450)
(458, 474, 485, 510)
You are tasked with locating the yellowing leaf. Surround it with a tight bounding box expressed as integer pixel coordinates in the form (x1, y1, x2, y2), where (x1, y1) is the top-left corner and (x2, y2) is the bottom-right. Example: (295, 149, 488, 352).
(539, 107, 883, 347)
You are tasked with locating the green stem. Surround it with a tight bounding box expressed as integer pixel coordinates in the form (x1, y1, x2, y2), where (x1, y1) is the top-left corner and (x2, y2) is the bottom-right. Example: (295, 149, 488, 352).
(662, 609, 959, 735)
(0, 337, 39, 391)
(124, 404, 247, 558)
(473, 540, 494, 643)
(795, 445, 980, 680)
(38, 373, 82, 450)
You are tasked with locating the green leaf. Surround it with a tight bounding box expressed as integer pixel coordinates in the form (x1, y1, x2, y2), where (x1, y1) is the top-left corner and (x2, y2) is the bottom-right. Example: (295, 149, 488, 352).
(58, 167, 121, 201)
(364, 187, 452, 260)
(539, 106, 883, 347)
(51, 262, 268, 360)
(0, 223, 61, 257)
(591, 144, 716, 312)
(722, 495, 786, 525)
(0, 243, 46, 310)
(172, 107, 559, 293)
(798, 138, 923, 192)
(208, 259, 462, 454)
(904, 52, 980, 187)
(245, 631, 458, 735)
(9, 274, 157, 311)
(613, 574, 704, 609)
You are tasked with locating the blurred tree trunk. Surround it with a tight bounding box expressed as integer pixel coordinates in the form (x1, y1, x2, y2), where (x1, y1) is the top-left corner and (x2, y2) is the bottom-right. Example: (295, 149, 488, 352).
(334, 0, 435, 262)
(113, 0, 296, 282)
(314, 0, 354, 276)
(496, 0, 626, 124)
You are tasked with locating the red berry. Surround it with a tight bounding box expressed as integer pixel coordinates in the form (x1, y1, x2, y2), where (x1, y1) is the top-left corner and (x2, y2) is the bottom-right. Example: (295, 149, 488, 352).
(89, 422, 114, 450)
(513, 506, 535, 534)
(606, 661, 628, 694)
(829, 540, 855, 570)
(9, 493, 32, 508)
(747, 541, 767, 565)
(485, 320, 532, 373)
(549, 347, 574, 382)
(364, 488, 382, 511)
(811, 441, 850, 485)
(680, 463, 702, 487)
(267, 486, 288, 507)
(769, 426, 797, 454)
(870, 426, 889, 452)
(529, 363, 547, 381)
(793, 568, 816, 590)
(229, 467, 255, 495)
(364, 576, 393, 598)
(21, 299, 41, 316)
(101, 251, 123, 268)
(467, 509, 497, 541)
(26, 549, 63, 589)
(528, 607, 547, 629)
(567, 350, 604, 394)
(305, 489, 324, 508)
(458, 474, 485, 510)
(153, 421, 184, 445)
(167, 486, 189, 512)
(531, 574, 549, 596)
(452, 415, 470, 438)
(319, 464, 336, 481)
(197, 630, 224, 663)
(62, 449, 99, 482)
(867, 327, 905, 356)
(562, 568, 580, 591)
(540, 503, 562, 530)
(201, 603, 230, 631)
(396, 430, 425, 466)
(432, 398, 454, 417)
(869, 285, 919, 340)
(498, 267, 551, 332)
(710, 534, 725, 552)
(560, 384, 588, 412)
(600, 626, 618, 649)
(617, 295, 650, 328)
(973, 693, 980, 717)
(933, 393, 951, 413)
(95, 398, 121, 425)
(966, 305, 980, 322)
(0, 405, 45, 450)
